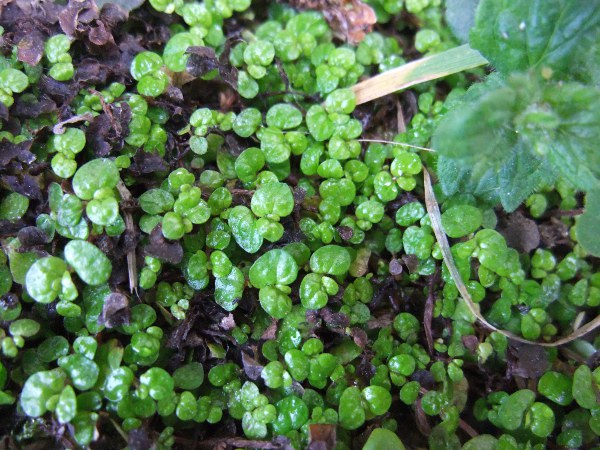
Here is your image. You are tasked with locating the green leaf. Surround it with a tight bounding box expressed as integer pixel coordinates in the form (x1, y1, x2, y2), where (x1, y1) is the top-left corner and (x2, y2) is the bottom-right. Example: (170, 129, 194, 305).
(25, 257, 68, 304)
(64, 240, 112, 286)
(228, 205, 263, 254)
(249, 249, 299, 288)
(266, 104, 302, 129)
(173, 363, 204, 390)
(496, 142, 553, 211)
(56, 385, 77, 424)
(7, 245, 37, 285)
(215, 266, 245, 311)
(139, 189, 175, 215)
(0, 192, 29, 220)
(284, 349, 310, 382)
(259, 286, 292, 319)
(251, 182, 294, 218)
(20, 369, 66, 417)
(306, 105, 334, 141)
(441, 205, 482, 238)
(572, 365, 597, 409)
(95, 0, 144, 10)
(140, 368, 174, 401)
(176, 391, 198, 421)
(470, 0, 600, 81)
(242, 411, 268, 439)
(272, 396, 308, 434)
(58, 354, 99, 391)
(363, 428, 406, 450)
(71, 412, 98, 446)
(538, 371, 573, 406)
(310, 245, 351, 276)
(9, 319, 40, 337)
(528, 402, 555, 438)
(497, 389, 536, 430)
(338, 387, 365, 430)
(184, 251, 209, 290)
(362, 386, 392, 416)
(37, 336, 70, 363)
(461, 435, 497, 450)
(576, 189, 600, 257)
(103, 367, 134, 402)
(72, 158, 120, 201)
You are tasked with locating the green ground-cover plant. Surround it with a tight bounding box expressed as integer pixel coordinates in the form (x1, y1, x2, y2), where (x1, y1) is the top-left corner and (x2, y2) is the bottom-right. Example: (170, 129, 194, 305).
(0, 0, 598, 448)
(433, 0, 600, 256)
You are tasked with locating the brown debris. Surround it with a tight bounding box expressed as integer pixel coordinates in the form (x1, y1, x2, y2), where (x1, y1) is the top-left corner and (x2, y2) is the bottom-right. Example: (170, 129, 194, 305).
(286, 0, 376, 44)
(308, 424, 336, 450)
(86, 102, 132, 156)
(58, 0, 99, 36)
(509, 344, 550, 379)
(17, 31, 45, 66)
(242, 350, 264, 381)
(143, 226, 184, 265)
(186, 42, 240, 90)
(497, 211, 540, 253)
(99, 292, 130, 328)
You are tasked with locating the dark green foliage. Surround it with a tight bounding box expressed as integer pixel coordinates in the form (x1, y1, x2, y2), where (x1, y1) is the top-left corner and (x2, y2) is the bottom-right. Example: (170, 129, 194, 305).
(0, 0, 597, 449)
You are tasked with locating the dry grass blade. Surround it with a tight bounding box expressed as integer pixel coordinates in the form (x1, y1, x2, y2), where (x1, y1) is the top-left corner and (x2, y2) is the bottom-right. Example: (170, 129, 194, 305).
(423, 168, 600, 347)
(352, 44, 488, 105)
(116, 180, 137, 295)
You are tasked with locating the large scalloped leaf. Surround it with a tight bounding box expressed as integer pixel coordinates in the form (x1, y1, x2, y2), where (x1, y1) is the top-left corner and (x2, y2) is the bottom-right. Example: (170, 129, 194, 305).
(576, 189, 600, 257)
(470, 0, 600, 81)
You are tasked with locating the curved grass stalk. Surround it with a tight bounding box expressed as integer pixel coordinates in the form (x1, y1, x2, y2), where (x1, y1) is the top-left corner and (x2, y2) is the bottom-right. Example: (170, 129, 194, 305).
(423, 168, 600, 347)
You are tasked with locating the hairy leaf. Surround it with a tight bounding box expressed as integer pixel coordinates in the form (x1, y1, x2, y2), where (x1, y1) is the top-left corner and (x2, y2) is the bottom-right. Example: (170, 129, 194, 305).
(471, 0, 600, 81)
(434, 73, 600, 210)
(576, 189, 600, 257)
(445, 0, 480, 43)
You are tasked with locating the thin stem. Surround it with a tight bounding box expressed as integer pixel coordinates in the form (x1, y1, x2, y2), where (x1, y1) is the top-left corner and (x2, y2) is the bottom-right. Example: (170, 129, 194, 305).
(357, 138, 436, 152)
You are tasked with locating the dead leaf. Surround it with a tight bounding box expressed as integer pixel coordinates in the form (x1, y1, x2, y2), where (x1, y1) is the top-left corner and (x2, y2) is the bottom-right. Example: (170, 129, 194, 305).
(308, 424, 336, 450)
(58, 0, 99, 36)
(129, 151, 168, 176)
(17, 31, 45, 66)
(17, 227, 52, 247)
(287, 0, 376, 44)
(1, 174, 43, 201)
(99, 292, 130, 328)
(0, 139, 35, 167)
(509, 343, 549, 379)
(497, 211, 540, 253)
(143, 226, 184, 265)
(389, 258, 403, 275)
(219, 314, 236, 331)
(186, 42, 239, 89)
(96, 0, 142, 12)
(13, 95, 56, 119)
(260, 319, 278, 340)
(86, 102, 131, 156)
(242, 351, 264, 381)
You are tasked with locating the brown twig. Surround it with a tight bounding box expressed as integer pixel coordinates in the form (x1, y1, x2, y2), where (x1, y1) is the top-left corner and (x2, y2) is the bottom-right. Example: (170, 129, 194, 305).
(424, 269, 440, 355)
(52, 112, 94, 134)
(555, 208, 584, 217)
(396, 99, 406, 134)
(229, 188, 255, 196)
